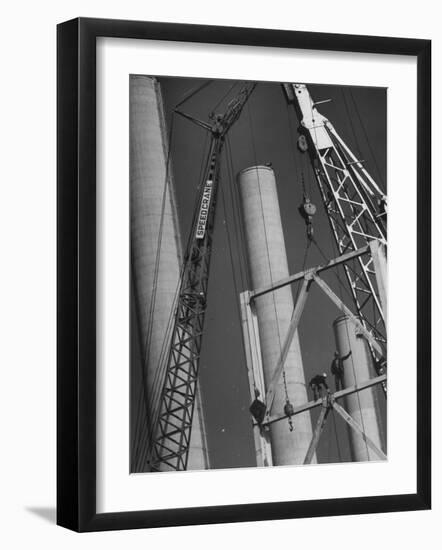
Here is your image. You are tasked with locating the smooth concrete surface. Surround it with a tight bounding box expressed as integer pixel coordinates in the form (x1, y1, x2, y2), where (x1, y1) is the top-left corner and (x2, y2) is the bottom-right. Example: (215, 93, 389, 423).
(238, 165, 315, 465)
(130, 75, 208, 471)
(333, 315, 384, 461)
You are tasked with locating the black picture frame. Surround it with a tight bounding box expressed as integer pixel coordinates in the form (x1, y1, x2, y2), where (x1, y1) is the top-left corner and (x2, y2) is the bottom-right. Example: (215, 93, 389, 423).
(57, 17, 431, 532)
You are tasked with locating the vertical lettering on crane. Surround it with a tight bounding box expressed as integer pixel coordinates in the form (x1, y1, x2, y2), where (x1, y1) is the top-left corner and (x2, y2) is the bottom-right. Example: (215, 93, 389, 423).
(195, 180, 213, 239)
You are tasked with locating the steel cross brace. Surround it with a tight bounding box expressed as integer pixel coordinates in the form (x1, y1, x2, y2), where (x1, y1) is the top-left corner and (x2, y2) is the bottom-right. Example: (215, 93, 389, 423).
(257, 242, 386, 422)
(251, 245, 370, 300)
(303, 392, 386, 464)
(263, 275, 312, 419)
(303, 395, 332, 465)
(262, 373, 385, 426)
(311, 273, 383, 357)
(261, 270, 383, 420)
(332, 401, 386, 460)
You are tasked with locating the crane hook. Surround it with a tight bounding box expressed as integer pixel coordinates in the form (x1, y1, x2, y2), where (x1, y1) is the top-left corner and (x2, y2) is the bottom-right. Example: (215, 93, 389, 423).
(298, 194, 317, 241)
(284, 400, 295, 432)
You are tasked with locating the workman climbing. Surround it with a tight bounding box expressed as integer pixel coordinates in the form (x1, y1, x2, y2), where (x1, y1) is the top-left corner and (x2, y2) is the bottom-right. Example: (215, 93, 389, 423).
(374, 356, 387, 376)
(309, 373, 329, 401)
(377, 196, 387, 220)
(249, 388, 267, 425)
(330, 350, 352, 391)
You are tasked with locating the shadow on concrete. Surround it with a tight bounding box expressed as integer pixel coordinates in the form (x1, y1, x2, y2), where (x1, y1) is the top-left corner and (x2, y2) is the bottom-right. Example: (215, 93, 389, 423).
(26, 506, 56, 524)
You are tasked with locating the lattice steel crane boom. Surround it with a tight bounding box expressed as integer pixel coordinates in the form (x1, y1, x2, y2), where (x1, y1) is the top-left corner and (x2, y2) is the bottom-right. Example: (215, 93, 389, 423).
(148, 83, 256, 472)
(283, 83, 387, 361)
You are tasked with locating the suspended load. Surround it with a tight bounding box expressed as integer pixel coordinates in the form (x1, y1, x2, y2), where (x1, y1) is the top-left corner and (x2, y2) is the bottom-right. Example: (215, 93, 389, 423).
(283, 400, 295, 432)
(298, 194, 317, 241)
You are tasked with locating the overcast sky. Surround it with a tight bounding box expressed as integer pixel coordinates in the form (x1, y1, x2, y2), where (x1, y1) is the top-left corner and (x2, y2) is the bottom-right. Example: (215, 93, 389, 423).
(133, 77, 387, 470)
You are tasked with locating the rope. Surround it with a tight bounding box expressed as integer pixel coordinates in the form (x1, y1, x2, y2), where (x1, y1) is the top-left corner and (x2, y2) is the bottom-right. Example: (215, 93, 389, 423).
(137, 268, 184, 470)
(211, 81, 239, 115)
(327, 226, 371, 460)
(174, 80, 213, 110)
(138, 84, 257, 467)
(308, 198, 370, 460)
(285, 101, 300, 183)
(246, 98, 286, 405)
(131, 110, 177, 469)
(285, 96, 318, 411)
(220, 155, 250, 380)
(226, 135, 251, 290)
(137, 116, 186, 469)
(226, 135, 263, 394)
(342, 308, 370, 460)
(139, 132, 218, 470)
(349, 89, 386, 191)
(132, 106, 216, 470)
(146, 131, 211, 410)
(281, 238, 311, 417)
(341, 89, 362, 159)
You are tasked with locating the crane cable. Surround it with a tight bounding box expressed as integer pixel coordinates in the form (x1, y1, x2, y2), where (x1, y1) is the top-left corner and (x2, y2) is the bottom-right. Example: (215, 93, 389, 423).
(246, 96, 292, 413)
(304, 149, 370, 461)
(341, 88, 363, 160)
(221, 141, 251, 384)
(285, 95, 318, 421)
(342, 301, 371, 460)
(135, 113, 200, 470)
(225, 135, 263, 395)
(139, 84, 252, 469)
(131, 112, 176, 469)
(134, 83, 215, 469)
(313, 238, 370, 459)
(227, 135, 251, 291)
(326, 192, 371, 459)
(132, 113, 175, 464)
(301, 88, 375, 458)
(285, 96, 317, 423)
(332, 89, 385, 448)
(137, 123, 215, 470)
(174, 79, 213, 110)
(133, 102, 214, 470)
(210, 81, 240, 116)
(349, 89, 386, 191)
(285, 101, 300, 184)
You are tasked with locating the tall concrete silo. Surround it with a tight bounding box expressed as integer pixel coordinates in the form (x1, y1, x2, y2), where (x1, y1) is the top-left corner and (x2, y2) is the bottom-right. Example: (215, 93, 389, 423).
(130, 75, 209, 472)
(237, 165, 315, 465)
(333, 315, 383, 461)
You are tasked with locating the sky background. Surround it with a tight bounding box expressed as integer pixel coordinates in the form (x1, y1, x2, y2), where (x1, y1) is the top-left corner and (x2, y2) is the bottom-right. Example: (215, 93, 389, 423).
(132, 77, 387, 470)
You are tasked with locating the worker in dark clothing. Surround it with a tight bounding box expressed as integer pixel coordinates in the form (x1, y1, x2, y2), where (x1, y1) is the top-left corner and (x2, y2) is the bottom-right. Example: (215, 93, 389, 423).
(377, 196, 387, 220)
(309, 373, 329, 401)
(249, 388, 267, 425)
(330, 350, 352, 391)
(374, 356, 387, 376)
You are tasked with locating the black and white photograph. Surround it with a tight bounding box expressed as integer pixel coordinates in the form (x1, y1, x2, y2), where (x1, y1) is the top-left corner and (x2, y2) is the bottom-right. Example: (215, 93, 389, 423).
(129, 76, 388, 473)
(0, 1, 434, 545)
